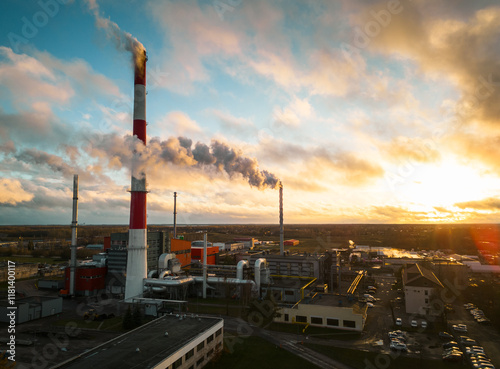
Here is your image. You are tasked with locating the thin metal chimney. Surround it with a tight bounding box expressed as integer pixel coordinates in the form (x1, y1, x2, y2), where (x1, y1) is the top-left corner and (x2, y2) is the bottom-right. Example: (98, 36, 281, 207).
(279, 181, 284, 255)
(203, 232, 207, 299)
(173, 192, 177, 239)
(70, 174, 78, 296)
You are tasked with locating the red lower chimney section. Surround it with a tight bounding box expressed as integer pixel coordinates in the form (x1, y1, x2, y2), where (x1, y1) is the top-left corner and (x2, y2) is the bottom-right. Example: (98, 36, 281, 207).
(125, 51, 148, 300)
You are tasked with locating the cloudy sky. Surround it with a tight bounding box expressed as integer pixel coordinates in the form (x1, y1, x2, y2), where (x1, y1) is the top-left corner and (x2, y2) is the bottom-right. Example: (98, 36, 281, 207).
(1, 0, 500, 225)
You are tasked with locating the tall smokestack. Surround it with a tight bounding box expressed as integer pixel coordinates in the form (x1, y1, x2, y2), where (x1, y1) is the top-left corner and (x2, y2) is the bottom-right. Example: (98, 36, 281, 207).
(173, 192, 177, 239)
(203, 232, 207, 299)
(70, 174, 78, 296)
(279, 181, 284, 255)
(125, 50, 148, 301)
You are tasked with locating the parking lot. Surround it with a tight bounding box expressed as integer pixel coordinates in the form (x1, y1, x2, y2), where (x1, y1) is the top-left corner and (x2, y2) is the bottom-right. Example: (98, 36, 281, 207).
(359, 273, 448, 360)
(448, 303, 500, 368)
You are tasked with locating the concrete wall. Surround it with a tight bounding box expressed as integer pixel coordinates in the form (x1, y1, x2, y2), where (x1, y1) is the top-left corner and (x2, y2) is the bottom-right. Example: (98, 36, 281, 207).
(404, 286, 436, 315)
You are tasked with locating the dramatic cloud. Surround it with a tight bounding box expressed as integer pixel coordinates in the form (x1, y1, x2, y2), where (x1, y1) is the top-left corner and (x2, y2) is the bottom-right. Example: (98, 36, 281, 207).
(381, 136, 442, 164)
(0, 179, 33, 205)
(353, 1, 500, 127)
(454, 197, 500, 210)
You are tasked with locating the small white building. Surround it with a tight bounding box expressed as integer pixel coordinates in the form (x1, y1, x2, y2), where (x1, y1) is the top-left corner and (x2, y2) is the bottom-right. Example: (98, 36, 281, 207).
(274, 294, 368, 332)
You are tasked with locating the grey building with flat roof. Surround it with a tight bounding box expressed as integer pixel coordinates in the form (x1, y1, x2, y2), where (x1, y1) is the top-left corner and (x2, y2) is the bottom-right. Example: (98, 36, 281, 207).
(54, 314, 224, 369)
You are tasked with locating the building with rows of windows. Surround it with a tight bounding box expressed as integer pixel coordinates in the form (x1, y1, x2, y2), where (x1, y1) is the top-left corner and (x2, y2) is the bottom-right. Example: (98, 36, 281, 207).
(56, 314, 223, 369)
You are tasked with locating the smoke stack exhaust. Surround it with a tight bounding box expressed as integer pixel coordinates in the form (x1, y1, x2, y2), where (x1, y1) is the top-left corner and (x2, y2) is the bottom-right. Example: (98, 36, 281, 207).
(70, 174, 78, 296)
(173, 192, 177, 239)
(279, 181, 284, 255)
(125, 50, 148, 301)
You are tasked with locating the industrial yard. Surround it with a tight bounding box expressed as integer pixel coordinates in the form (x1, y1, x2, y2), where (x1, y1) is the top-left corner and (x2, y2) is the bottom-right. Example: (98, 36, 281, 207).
(2, 1, 500, 368)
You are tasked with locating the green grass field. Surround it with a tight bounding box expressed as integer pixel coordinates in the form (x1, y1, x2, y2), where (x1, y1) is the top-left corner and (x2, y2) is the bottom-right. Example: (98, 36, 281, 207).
(305, 343, 467, 369)
(52, 316, 126, 331)
(0, 256, 65, 264)
(205, 334, 319, 369)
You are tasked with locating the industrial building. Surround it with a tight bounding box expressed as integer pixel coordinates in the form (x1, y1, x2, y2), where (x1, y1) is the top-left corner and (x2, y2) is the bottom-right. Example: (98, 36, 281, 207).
(110, 231, 168, 272)
(402, 263, 444, 316)
(274, 294, 368, 332)
(249, 253, 325, 279)
(191, 246, 219, 265)
(0, 296, 62, 324)
(62, 265, 107, 297)
(54, 315, 224, 369)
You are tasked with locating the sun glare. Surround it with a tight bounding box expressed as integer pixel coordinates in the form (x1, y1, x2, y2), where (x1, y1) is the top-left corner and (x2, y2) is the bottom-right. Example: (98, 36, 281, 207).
(399, 159, 494, 210)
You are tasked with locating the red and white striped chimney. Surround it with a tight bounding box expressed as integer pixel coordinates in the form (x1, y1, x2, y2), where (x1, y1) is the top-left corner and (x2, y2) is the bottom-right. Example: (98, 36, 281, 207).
(125, 50, 148, 301)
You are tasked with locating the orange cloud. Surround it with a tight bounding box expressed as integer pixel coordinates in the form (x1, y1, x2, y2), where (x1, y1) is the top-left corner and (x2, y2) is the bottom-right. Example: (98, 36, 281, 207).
(0, 179, 34, 205)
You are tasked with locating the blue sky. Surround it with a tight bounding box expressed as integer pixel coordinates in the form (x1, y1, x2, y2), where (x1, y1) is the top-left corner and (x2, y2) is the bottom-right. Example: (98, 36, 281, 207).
(2, 0, 500, 225)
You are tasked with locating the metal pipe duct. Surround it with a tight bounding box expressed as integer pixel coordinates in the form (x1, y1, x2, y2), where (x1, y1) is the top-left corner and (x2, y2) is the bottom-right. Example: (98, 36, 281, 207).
(158, 269, 172, 279)
(125, 50, 148, 301)
(69, 174, 78, 296)
(144, 276, 195, 288)
(279, 182, 284, 255)
(236, 260, 249, 280)
(254, 258, 269, 294)
(193, 276, 256, 287)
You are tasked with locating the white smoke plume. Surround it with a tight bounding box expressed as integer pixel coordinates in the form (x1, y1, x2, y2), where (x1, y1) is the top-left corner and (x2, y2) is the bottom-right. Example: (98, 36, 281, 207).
(86, 0, 146, 69)
(90, 134, 280, 189)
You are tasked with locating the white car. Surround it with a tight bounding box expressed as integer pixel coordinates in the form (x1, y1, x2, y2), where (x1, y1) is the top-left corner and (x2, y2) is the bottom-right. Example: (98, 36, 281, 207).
(396, 318, 402, 326)
(390, 341, 408, 352)
(411, 320, 418, 328)
(367, 302, 374, 308)
(452, 324, 467, 333)
(421, 320, 427, 328)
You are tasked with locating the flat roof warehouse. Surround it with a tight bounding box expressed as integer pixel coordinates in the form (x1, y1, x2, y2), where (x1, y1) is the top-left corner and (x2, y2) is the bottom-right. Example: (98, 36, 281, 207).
(54, 315, 223, 369)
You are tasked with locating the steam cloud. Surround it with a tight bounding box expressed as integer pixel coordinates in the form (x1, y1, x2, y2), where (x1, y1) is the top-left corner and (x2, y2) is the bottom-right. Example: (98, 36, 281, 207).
(86, 0, 146, 68)
(139, 136, 279, 189)
(94, 135, 279, 189)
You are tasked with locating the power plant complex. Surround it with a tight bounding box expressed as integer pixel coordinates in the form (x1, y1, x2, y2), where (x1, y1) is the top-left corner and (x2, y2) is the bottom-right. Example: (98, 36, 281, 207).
(9, 16, 496, 369)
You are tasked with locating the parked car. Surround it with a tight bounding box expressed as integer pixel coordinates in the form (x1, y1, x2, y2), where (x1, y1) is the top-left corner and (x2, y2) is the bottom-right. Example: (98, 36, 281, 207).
(461, 338, 478, 347)
(367, 302, 374, 308)
(411, 320, 418, 328)
(396, 318, 402, 326)
(477, 318, 491, 325)
(452, 324, 467, 333)
(443, 341, 459, 350)
(388, 331, 405, 340)
(390, 341, 408, 352)
(443, 347, 462, 355)
(470, 354, 489, 361)
(464, 303, 476, 310)
(439, 331, 454, 340)
(442, 353, 463, 362)
(421, 320, 427, 328)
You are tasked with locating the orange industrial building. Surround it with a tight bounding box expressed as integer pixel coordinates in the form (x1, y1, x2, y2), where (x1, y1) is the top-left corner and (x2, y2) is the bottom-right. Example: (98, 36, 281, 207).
(191, 246, 219, 265)
(170, 238, 192, 267)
